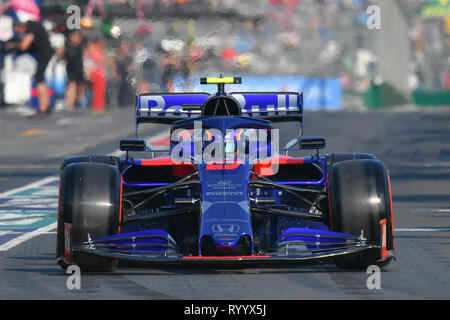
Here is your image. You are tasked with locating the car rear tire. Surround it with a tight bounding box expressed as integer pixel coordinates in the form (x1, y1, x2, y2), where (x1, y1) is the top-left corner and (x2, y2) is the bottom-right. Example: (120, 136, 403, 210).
(328, 159, 394, 270)
(57, 162, 122, 272)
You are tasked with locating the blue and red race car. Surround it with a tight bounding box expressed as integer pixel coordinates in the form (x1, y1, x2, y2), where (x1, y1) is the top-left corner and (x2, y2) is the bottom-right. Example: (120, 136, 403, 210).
(56, 76, 394, 271)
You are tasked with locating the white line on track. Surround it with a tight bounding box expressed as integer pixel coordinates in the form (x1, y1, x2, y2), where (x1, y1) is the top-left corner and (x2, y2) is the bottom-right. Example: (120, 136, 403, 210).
(394, 228, 450, 232)
(0, 175, 59, 198)
(0, 175, 59, 252)
(400, 162, 450, 168)
(0, 222, 57, 251)
(410, 208, 450, 213)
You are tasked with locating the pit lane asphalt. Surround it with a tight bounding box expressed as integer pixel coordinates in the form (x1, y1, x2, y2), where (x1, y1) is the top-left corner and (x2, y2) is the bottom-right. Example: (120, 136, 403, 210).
(0, 105, 449, 299)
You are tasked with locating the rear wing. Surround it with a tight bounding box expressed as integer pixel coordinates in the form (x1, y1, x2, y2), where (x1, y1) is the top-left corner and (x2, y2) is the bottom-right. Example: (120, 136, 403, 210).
(136, 92, 303, 125)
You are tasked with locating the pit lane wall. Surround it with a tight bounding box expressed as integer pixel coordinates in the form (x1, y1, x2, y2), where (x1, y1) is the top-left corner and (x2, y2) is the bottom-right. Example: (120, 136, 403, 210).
(173, 76, 343, 110)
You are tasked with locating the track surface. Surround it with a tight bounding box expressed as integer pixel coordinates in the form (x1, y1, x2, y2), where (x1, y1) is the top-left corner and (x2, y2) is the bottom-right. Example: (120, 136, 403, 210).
(0, 106, 449, 299)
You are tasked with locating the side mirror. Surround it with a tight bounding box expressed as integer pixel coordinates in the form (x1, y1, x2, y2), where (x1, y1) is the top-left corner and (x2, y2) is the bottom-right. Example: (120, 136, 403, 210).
(300, 137, 326, 150)
(120, 139, 146, 152)
(283, 136, 326, 156)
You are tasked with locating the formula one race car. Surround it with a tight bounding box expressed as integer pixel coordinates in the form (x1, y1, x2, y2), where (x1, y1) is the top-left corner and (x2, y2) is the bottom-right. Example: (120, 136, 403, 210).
(56, 76, 394, 271)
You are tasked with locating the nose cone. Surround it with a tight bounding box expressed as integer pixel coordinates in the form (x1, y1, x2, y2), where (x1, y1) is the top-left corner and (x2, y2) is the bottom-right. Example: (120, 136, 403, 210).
(197, 162, 253, 256)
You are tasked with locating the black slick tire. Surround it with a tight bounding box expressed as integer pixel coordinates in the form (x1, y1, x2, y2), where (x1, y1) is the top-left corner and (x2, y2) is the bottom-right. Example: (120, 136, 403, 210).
(328, 159, 394, 269)
(57, 162, 122, 272)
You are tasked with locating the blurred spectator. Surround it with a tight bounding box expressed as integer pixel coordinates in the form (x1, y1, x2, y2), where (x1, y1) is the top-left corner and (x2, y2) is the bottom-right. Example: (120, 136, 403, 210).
(220, 47, 236, 72)
(141, 52, 164, 93)
(115, 40, 134, 105)
(12, 19, 53, 116)
(160, 49, 178, 92)
(133, 41, 151, 93)
(85, 38, 107, 112)
(104, 48, 119, 109)
(442, 63, 450, 90)
(56, 30, 87, 111)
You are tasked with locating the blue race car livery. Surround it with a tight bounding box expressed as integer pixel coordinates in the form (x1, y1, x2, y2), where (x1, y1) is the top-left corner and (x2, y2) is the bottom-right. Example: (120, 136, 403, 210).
(57, 76, 394, 271)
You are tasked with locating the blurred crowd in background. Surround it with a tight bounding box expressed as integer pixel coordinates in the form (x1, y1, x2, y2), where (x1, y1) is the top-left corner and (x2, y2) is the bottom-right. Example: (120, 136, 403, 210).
(0, 0, 448, 114)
